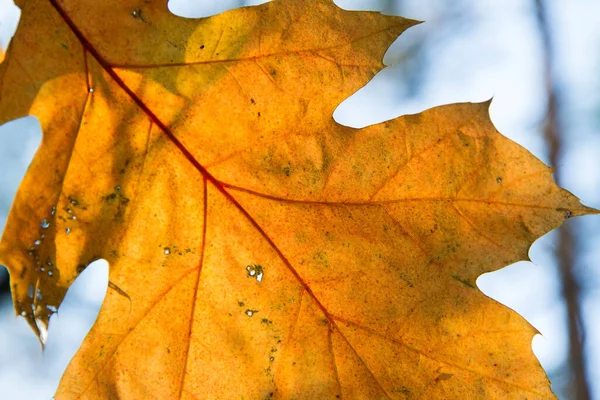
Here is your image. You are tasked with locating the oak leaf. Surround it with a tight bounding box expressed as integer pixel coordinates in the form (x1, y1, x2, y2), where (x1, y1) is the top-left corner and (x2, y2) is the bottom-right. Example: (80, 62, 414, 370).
(0, 0, 596, 398)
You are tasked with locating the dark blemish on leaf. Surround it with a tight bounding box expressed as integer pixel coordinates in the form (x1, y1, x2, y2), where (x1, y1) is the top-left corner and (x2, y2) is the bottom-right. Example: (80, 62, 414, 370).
(131, 9, 146, 22)
(496, 177, 502, 183)
(399, 273, 414, 288)
(258, 112, 261, 117)
(394, 387, 410, 395)
(270, 70, 277, 76)
(250, 98, 255, 104)
(435, 373, 453, 382)
(108, 281, 131, 305)
(238, 301, 245, 307)
(451, 274, 475, 289)
(261, 318, 272, 324)
(19, 267, 26, 279)
(76, 264, 87, 273)
(556, 207, 572, 219)
(200, 45, 205, 50)
(283, 166, 291, 176)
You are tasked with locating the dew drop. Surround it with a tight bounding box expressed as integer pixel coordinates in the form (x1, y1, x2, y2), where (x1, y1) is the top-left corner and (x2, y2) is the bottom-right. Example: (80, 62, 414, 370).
(35, 318, 48, 345)
(40, 267, 45, 272)
(245, 310, 254, 317)
(88, 87, 94, 93)
(46, 304, 58, 313)
(115, 185, 121, 191)
(40, 234, 45, 239)
(34, 240, 41, 246)
(66, 208, 73, 214)
(50, 206, 56, 216)
(270, 357, 274, 362)
(40, 219, 50, 229)
(35, 289, 43, 301)
(132, 9, 137, 16)
(46, 260, 53, 267)
(20, 311, 27, 317)
(65, 227, 71, 235)
(47, 270, 53, 277)
(70, 215, 77, 220)
(27, 284, 34, 299)
(164, 247, 171, 255)
(496, 177, 502, 183)
(246, 264, 264, 282)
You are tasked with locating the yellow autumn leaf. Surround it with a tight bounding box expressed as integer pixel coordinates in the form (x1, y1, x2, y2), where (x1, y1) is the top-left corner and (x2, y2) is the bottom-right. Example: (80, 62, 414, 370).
(0, 0, 596, 398)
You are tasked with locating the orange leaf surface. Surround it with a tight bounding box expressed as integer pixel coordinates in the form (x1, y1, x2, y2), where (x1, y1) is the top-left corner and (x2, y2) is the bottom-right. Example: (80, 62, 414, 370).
(0, 0, 596, 398)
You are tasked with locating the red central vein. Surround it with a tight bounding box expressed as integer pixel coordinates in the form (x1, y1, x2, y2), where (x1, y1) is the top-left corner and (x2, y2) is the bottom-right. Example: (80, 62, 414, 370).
(49, 1, 386, 394)
(48, 0, 331, 317)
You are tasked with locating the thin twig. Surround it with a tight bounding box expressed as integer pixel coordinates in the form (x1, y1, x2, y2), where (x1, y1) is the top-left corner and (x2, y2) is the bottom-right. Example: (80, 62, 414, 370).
(533, 1, 591, 398)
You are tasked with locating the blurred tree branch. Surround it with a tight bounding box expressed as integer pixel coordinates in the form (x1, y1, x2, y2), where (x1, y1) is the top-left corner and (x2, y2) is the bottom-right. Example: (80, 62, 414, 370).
(534, 1, 591, 398)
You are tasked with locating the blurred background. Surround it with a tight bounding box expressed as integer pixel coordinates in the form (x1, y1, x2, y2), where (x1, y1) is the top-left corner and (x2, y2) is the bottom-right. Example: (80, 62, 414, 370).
(0, 0, 598, 398)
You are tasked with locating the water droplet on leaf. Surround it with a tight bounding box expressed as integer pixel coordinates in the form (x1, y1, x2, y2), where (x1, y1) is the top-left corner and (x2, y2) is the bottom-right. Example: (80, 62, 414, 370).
(35, 318, 48, 345)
